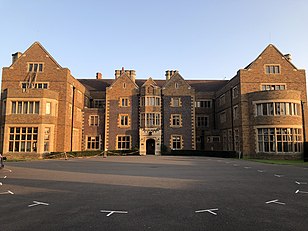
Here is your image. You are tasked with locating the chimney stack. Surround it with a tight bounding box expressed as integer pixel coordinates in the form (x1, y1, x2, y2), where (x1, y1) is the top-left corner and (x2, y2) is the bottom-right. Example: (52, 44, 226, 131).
(165, 70, 178, 80)
(114, 68, 136, 82)
(12, 52, 22, 64)
(96, 72, 102, 79)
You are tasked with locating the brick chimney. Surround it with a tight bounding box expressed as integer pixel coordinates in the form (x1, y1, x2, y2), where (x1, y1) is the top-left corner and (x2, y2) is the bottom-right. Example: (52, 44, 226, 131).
(96, 72, 102, 79)
(12, 52, 22, 64)
(115, 67, 136, 82)
(165, 70, 178, 80)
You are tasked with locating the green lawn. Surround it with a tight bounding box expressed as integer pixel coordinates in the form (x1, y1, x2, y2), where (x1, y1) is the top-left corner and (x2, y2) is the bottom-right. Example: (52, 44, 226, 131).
(247, 159, 308, 166)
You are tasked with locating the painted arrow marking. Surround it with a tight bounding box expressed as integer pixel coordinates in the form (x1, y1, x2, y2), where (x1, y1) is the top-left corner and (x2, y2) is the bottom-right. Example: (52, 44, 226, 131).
(100, 210, 128, 217)
(266, 199, 285, 205)
(28, 201, 50, 207)
(295, 181, 307, 185)
(295, 190, 308, 194)
(0, 182, 2, 185)
(3, 176, 7, 179)
(0, 190, 14, 195)
(195, 208, 219, 216)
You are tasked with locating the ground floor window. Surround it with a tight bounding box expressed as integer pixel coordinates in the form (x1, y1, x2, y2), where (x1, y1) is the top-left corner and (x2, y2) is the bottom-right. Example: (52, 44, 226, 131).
(9, 127, 38, 152)
(87, 136, 100, 150)
(44, 127, 50, 152)
(257, 128, 302, 153)
(234, 129, 240, 151)
(117, 135, 131, 150)
(171, 135, 182, 150)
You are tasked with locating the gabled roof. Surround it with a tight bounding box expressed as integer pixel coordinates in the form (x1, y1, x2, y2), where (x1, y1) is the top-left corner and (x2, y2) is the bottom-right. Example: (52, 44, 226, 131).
(10, 41, 62, 68)
(163, 72, 192, 89)
(108, 72, 139, 89)
(141, 77, 159, 87)
(244, 44, 297, 70)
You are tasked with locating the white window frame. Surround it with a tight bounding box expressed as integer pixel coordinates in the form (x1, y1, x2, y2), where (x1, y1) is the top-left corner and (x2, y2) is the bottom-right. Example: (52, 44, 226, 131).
(89, 115, 99, 126)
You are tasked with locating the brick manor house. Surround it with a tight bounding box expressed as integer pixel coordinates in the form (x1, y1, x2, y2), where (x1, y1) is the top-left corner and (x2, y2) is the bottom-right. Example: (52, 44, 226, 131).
(0, 42, 307, 159)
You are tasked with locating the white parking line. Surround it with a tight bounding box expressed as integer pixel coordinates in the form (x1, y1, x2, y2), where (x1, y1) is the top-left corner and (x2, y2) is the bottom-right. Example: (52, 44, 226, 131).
(0, 190, 14, 195)
(257, 170, 265, 173)
(295, 190, 308, 194)
(244, 167, 251, 169)
(295, 181, 307, 185)
(100, 210, 128, 217)
(195, 208, 219, 216)
(274, 174, 284, 178)
(266, 199, 285, 205)
(28, 201, 50, 207)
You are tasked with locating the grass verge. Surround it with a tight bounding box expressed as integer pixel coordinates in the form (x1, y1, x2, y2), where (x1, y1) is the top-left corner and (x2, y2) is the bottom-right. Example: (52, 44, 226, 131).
(247, 159, 308, 166)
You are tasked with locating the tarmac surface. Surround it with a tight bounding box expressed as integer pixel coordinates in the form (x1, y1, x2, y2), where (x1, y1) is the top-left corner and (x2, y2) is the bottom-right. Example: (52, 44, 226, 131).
(0, 156, 308, 231)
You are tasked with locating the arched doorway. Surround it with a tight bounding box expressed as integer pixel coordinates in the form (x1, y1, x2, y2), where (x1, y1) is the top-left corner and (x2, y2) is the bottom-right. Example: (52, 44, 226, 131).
(146, 139, 155, 155)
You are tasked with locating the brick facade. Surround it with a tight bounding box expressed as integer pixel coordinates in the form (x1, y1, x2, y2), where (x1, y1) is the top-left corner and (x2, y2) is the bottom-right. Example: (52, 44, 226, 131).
(1, 42, 307, 159)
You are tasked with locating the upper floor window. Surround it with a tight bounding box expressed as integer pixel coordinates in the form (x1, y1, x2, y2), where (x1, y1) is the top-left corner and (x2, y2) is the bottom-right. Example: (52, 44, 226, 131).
(11, 101, 40, 114)
(119, 114, 130, 127)
(21, 82, 48, 89)
(46, 102, 51, 115)
(171, 97, 182, 107)
(28, 63, 44, 72)
(256, 102, 300, 116)
(120, 97, 129, 107)
(219, 94, 225, 106)
(232, 86, 239, 98)
(93, 99, 105, 108)
(195, 100, 212, 108)
(261, 84, 286, 91)
(233, 105, 239, 120)
(142, 96, 160, 106)
(171, 114, 182, 127)
(89, 115, 99, 126)
(196, 115, 209, 127)
(141, 113, 161, 127)
(220, 111, 226, 123)
(265, 65, 280, 74)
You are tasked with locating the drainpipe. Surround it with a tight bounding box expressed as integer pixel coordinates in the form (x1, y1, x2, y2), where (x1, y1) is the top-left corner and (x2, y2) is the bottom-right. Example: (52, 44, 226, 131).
(230, 88, 234, 150)
(70, 85, 76, 152)
(301, 101, 307, 161)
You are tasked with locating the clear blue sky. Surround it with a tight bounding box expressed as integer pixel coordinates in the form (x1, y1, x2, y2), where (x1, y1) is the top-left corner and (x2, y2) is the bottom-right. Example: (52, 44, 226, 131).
(1, 0, 308, 81)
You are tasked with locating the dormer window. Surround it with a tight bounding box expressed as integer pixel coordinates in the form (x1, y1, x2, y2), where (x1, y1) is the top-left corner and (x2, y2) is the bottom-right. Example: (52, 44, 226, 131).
(265, 65, 280, 74)
(28, 63, 44, 72)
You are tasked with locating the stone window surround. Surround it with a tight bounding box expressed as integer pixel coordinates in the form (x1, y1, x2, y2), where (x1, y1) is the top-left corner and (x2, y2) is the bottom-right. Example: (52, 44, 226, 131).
(116, 135, 131, 150)
(171, 134, 182, 150)
(170, 114, 182, 127)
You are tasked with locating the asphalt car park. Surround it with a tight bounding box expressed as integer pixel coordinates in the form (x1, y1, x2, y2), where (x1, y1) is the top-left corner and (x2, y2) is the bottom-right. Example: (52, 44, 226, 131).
(0, 156, 307, 231)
